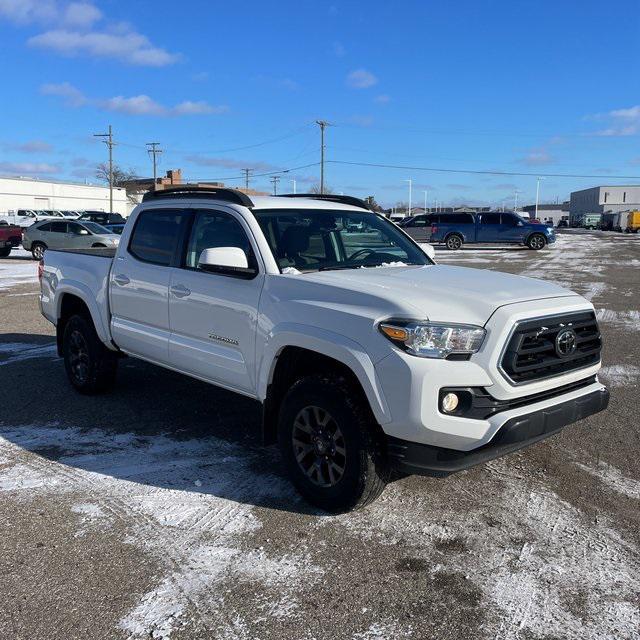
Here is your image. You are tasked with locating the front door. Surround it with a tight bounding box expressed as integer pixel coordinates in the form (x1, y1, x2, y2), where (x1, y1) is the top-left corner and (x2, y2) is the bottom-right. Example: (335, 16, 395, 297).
(109, 208, 187, 364)
(168, 208, 264, 394)
(402, 215, 430, 242)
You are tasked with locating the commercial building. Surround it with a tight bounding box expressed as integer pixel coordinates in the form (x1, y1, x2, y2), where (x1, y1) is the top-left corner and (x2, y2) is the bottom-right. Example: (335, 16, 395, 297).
(0, 175, 128, 215)
(521, 203, 569, 226)
(569, 186, 640, 224)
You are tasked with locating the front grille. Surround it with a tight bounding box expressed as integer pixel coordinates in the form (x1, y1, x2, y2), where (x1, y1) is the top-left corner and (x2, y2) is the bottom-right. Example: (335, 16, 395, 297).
(501, 311, 602, 384)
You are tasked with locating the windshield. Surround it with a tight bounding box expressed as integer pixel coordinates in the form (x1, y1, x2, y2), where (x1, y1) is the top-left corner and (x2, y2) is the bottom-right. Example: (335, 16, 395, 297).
(254, 209, 432, 272)
(82, 222, 111, 234)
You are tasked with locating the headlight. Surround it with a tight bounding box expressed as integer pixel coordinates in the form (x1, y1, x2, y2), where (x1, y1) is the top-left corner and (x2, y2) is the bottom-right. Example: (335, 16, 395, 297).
(379, 320, 486, 358)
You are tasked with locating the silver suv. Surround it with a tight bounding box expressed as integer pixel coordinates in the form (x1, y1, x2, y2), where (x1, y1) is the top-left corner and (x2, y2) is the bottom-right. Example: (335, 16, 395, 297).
(23, 219, 120, 260)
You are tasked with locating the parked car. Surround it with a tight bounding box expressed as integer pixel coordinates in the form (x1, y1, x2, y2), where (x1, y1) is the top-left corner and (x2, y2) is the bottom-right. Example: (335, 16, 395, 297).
(403, 211, 555, 250)
(0, 222, 23, 257)
(39, 187, 608, 512)
(578, 213, 602, 230)
(103, 223, 125, 235)
(23, 219, 120, 260)
(77, 211, 126, 225)
(556, 220, 569, 228)
(0, 209, 61, 227)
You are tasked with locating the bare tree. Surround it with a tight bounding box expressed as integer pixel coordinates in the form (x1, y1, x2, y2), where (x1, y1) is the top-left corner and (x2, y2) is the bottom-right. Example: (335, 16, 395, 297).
(309, 183, 334, 195)
(95, 163, 139, 187)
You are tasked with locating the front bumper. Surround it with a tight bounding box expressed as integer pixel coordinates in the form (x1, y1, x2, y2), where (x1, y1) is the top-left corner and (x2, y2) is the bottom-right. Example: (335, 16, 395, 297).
(386, 384, 609, 476)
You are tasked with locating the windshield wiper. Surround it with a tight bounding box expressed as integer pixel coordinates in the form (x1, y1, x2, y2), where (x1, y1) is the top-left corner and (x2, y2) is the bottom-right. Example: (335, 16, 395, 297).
(317, 264, 361, 272)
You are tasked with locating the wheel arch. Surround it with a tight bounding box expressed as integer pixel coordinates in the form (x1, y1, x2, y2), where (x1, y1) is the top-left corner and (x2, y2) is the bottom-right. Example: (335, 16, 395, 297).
(259, 328, 391, 444)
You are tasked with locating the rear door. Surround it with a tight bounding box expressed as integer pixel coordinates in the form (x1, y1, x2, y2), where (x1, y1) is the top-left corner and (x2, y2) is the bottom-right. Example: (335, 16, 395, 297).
(45, 221, 69, 249)
(402, 215, 430, 242)
(168, 208, 264, 394)
(109, 208, 188, 365)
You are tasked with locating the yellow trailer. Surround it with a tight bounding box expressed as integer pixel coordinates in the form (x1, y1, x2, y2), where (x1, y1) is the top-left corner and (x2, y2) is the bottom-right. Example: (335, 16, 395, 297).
(625, 210, 640, 233)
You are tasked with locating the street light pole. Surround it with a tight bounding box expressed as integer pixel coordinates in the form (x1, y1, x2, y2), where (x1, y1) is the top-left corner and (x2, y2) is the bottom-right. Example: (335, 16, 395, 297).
(404, 179, 412, 216)
(316, 120, 329, 194)
(535, 177, 544, 220)
(291, 178, 297, 194)
(423, 190, 428, 214)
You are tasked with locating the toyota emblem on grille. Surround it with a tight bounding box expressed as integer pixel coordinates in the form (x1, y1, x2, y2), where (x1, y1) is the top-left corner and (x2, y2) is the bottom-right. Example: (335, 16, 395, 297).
(555, 328, 577, 357)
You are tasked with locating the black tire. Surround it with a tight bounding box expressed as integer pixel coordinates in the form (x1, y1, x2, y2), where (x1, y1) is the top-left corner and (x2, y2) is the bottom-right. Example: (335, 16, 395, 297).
(527, 233, 546, 250)
(62, 314, 118, 394)
(445, 234, 463, 250)
(0, 247, 10, 258)
(278, 375, 388, 512)
(31, 242, 46, 260)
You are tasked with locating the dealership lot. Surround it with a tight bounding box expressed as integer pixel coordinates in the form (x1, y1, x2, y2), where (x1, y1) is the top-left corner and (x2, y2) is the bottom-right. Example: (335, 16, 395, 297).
(0, 231, 639, 640)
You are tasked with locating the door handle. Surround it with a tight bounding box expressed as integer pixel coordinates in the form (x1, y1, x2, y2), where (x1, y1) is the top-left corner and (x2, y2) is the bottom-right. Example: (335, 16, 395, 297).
(113, 274, 130, 286)
(170, 284, 191, 298)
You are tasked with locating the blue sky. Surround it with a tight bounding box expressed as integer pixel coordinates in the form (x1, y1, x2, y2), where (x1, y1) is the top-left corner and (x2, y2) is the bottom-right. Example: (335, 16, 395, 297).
(1, 0, 639, 207)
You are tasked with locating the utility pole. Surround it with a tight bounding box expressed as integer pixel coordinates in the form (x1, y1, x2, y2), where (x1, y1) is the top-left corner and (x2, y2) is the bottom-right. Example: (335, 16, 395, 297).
(270, 175, 280, 195)
(423, 190, 428, 214)
(290, 178, 297, 194)
(316, 120, 329, 194)
(514, 189, 519, 212)
(242, 168, 252, 190)
(94, 124, 114, 214)
(146, 142, 162, 186)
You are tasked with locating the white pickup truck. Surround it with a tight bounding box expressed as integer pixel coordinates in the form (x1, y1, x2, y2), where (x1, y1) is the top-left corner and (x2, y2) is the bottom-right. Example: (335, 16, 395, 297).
(39, 187, 609, 512)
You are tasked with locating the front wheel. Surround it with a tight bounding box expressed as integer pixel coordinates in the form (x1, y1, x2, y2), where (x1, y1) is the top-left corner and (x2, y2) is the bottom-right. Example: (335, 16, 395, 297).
(0, 247, 10, 258)
(31, 242, 46, 260)
(278, 375, 388, 512)
(527, 233, 546, 250)
(63, 315, 118, 394)
(445, 234, 463, 250)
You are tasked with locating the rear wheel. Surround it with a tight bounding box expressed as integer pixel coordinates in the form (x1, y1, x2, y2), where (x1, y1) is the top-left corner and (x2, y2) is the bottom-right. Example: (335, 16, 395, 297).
(278, 375, 388, 512)
(0, 247, 10, 258)
(527, 233, 546, 250)
(31, 242, 46, 260)
(62, 315, 118, 394)
(445, 234, 463, 250)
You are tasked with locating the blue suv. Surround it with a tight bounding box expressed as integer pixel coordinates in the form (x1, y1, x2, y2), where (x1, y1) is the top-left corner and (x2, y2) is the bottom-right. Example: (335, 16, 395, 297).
(401, 211, 555, 250)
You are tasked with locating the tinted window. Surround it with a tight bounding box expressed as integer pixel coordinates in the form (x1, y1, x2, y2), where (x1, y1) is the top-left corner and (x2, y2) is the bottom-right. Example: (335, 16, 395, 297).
(443, 213, 474, 224)
(67, 222, 85, 235)
(481, 213, 501, 225)
(502, 214, 520, 226)
(38, 222, 52, 232)
(50, 221, 68, 233)
(184, 210, 255, 270)
(408, 215, 428, 227)
(129, 210, 184, 266)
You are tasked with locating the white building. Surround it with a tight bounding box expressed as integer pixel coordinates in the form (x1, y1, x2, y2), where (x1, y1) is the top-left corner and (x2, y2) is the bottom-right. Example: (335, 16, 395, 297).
(569, 185, 640, 224)
(0, 175, 129, 216)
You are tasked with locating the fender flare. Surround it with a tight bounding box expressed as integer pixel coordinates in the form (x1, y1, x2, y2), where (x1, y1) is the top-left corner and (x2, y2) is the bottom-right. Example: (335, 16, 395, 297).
(443, 231, 465, 244)
(524, 231, 547, 245)
(54, 281, 114, 349)
(257, 323, 392, 425)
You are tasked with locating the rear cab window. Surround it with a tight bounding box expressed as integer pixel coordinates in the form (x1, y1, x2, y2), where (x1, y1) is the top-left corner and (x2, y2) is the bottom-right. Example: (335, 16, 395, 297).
(128, 209, 186, 266)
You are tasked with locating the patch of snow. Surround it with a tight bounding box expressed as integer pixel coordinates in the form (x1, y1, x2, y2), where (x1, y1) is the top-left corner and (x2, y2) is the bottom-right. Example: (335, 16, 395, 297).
(281, 267, 302, 275)
(0, 424, 322, 639)
(365, 261, 408, 268)
(0, 261, 38, 290)
(596, 309, 640, 331)
(576, 462, 640, 500)
(598, 364, 640, 387)
(0, 342, 58, 367)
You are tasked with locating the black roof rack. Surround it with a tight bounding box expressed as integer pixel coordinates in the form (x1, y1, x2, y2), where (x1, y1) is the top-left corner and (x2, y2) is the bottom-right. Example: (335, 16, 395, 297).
(278, 193, 371, 211)
(142, 186, 254, 207)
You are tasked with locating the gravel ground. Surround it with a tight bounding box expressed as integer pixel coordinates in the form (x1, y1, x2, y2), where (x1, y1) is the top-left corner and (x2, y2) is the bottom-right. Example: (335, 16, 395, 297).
(1, 231, 639, 640)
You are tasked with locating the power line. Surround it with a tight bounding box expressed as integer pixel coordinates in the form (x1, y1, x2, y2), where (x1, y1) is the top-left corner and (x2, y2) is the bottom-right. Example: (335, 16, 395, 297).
(182, 161, 321, 184)
(270, 175, 280, 195)
(327, 159, 640, 180)
(242, 168, 252, 189)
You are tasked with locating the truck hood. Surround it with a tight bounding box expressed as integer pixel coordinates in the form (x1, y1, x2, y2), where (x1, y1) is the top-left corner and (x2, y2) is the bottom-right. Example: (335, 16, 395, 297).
(301, 265, 579, 326)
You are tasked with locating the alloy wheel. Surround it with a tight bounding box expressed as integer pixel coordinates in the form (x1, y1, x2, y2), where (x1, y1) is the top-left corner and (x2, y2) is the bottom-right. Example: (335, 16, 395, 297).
(68, 330, 90, 384)
(291, 405, 346, 487)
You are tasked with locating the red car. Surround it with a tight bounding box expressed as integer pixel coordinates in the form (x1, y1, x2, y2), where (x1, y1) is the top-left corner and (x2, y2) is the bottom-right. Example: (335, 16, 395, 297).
(0, 222, 23, 257)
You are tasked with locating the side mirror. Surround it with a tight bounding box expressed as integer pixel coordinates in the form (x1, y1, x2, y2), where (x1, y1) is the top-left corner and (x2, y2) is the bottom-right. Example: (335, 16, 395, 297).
(421, 243, 436, 260)
(78, 229, 90, 235)
(517, 221, 524, 227)
(198, 247, 257, 278)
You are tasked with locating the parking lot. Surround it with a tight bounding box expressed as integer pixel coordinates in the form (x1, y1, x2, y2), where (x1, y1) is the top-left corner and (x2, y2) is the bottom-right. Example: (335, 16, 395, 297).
(0, 230, 638, 640)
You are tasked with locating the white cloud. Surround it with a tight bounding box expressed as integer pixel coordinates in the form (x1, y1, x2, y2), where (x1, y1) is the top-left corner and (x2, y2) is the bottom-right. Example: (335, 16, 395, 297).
(62, 2, 101, 27)
(40, 83, 226, 117)
(29, 28, 180, 66)
(40, 81, 87, 106)
(173, 101, 228, 115)
(0, 161, 61, 175)
(10, 140, 54, 153)
(374, 94, 390, 104)
(519, 147, 555, 166)
(346, 69, 378, 89)
(588, 105, 640, 136)
(0, 1, 180, 67)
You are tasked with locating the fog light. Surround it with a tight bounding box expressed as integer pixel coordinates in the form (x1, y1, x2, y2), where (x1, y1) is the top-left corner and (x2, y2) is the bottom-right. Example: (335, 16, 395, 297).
(441, 392, 459, 413)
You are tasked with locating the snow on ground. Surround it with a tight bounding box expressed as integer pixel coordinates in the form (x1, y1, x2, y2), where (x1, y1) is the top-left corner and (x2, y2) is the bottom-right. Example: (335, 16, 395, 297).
(575, 461, 640, 501)
(598, 364, 640, 387)
(0, 423, 322, 639)
(596, 309, 640, 331)
(0, 259, 38, 290)
(0, 342, 58, 367)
